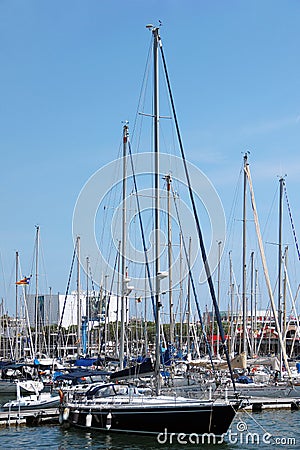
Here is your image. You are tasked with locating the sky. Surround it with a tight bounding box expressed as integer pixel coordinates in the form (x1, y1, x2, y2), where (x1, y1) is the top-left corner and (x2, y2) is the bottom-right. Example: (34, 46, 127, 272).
(1, 0, 300, 317)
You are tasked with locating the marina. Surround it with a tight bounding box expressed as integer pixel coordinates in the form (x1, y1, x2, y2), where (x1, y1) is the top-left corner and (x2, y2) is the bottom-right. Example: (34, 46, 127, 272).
(1, 2, 300, 449)
(1, 23, 300, 438)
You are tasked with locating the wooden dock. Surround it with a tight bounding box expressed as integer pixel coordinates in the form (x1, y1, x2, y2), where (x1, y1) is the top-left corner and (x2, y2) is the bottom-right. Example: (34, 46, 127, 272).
(0, 407, 59, 428)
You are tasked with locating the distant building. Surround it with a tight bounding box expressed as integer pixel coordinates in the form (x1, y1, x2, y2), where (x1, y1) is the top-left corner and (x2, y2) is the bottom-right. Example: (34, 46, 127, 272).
(26, 292, 120, 328)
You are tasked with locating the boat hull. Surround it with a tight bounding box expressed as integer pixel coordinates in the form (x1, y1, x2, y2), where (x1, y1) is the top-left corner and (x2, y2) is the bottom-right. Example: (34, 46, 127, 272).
(3, 396, 60, 410)
(66, 401, 238, 435)
(0, 381, 18, 395)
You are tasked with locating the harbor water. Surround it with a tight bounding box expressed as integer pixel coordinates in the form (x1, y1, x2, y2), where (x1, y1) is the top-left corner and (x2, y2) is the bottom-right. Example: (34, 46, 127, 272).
(0, 409, 298, 449)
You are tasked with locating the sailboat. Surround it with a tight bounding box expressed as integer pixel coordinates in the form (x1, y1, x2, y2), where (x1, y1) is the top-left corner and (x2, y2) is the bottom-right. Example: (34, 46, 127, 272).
(62, 25, 240, 436)
(215, 157, 300, 399)
(2, 381, 60, 410)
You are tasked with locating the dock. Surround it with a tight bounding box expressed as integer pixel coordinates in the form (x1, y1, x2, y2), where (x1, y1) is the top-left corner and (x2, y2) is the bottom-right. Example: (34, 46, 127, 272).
(0, 407, 59, 428)
(241, 396, 300, 412)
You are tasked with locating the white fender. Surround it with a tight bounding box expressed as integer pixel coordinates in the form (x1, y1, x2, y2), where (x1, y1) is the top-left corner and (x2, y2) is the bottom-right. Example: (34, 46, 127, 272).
(63, 407, 70, 421)
(86, 413, 92, 427)
(106, 412, 112, 430)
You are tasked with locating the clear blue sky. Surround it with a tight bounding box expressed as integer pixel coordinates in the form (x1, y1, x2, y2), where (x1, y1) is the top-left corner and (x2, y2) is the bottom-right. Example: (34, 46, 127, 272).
(1, 1, 300, 316)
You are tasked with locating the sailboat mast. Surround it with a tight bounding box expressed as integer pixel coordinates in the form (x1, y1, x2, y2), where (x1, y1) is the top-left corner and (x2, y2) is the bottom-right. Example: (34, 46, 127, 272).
(187, 237, 192, 355)
(152, 26, 162, 395)
(164, 174, 174, 345)
(34, 225, 40, 356)
(250, 251, 254, 357)
(216, 240, 222, 356)
(48, 286, 52, 356)
(242, 153, 248, 358)
(254, 268, 258, 354)
(76, 235, 81, 356)
(278, 177, 284, 376)
(283, 246, 288, 341)
(179, 232, 183, 350)
(116, 240, 121, 358)
(86, 256, 90, 355)
(120, 123, 128, 369)
(15, 251, 19, 360)
(229, 251, 235, 355)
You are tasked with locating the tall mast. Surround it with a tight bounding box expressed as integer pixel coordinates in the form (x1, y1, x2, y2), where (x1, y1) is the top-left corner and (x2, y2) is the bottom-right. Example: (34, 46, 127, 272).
(250, 251, 254, 357)
(187, 237, 192, 355)
(86, 256, 90, 355)
(116, 240, 121, 358)
(104, 275, 109, 355)
(216, 240, 222, 356)
(76, 235, 81, 356)
(229, 251, 235, 355)
(151, 25, 162, 395)
(119, 123, 129, 369)
(278, 177, 284, 376)
(164, 174, 174, 345)
(15, 251, 19, 360)
(48, 286, 52, 356)
(34, 225, 40, 356)
(242, 153, 248, 357)
(179, 232, 183, 350)
(282, 246, 288, 341)
(254, 268, 258, 355)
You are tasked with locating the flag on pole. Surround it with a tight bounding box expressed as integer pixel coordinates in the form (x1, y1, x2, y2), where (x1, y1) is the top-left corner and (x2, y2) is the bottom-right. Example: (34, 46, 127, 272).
(16, 276, 31, 285)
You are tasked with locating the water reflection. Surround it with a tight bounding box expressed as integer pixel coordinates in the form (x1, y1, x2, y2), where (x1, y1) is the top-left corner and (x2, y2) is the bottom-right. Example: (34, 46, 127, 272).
(0, 411, 298, 449)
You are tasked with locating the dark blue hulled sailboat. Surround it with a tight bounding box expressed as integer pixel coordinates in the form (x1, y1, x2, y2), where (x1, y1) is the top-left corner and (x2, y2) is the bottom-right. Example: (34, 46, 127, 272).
(63, 382, 237, 436)
(62, 25, 240, 437)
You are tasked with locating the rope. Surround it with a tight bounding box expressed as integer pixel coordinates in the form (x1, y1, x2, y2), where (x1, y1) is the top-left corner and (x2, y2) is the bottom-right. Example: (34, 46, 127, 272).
(239, 407, 277, 444)
(284, 185, 300, 261)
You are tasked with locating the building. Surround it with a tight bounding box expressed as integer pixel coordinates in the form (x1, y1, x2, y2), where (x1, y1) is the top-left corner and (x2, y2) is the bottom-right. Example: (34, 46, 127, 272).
(25, 292, 120, 329)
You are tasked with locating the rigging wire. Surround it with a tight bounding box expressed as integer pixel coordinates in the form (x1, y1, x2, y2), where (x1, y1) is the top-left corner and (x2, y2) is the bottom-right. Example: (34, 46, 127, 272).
(159, 37, 237, 392)
(284, 184, 300, 261)
(130, 38, 153, 149)
(172, 186, 216, 372)
(127, 139, 156, 318)
(103, 247, 119, 347)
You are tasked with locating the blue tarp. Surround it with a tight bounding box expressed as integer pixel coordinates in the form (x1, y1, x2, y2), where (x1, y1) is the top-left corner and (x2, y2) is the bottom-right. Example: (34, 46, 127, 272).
(236, 375, 254, 384)
(53, 369, 109, 381)
(74, 358, 98, 367)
